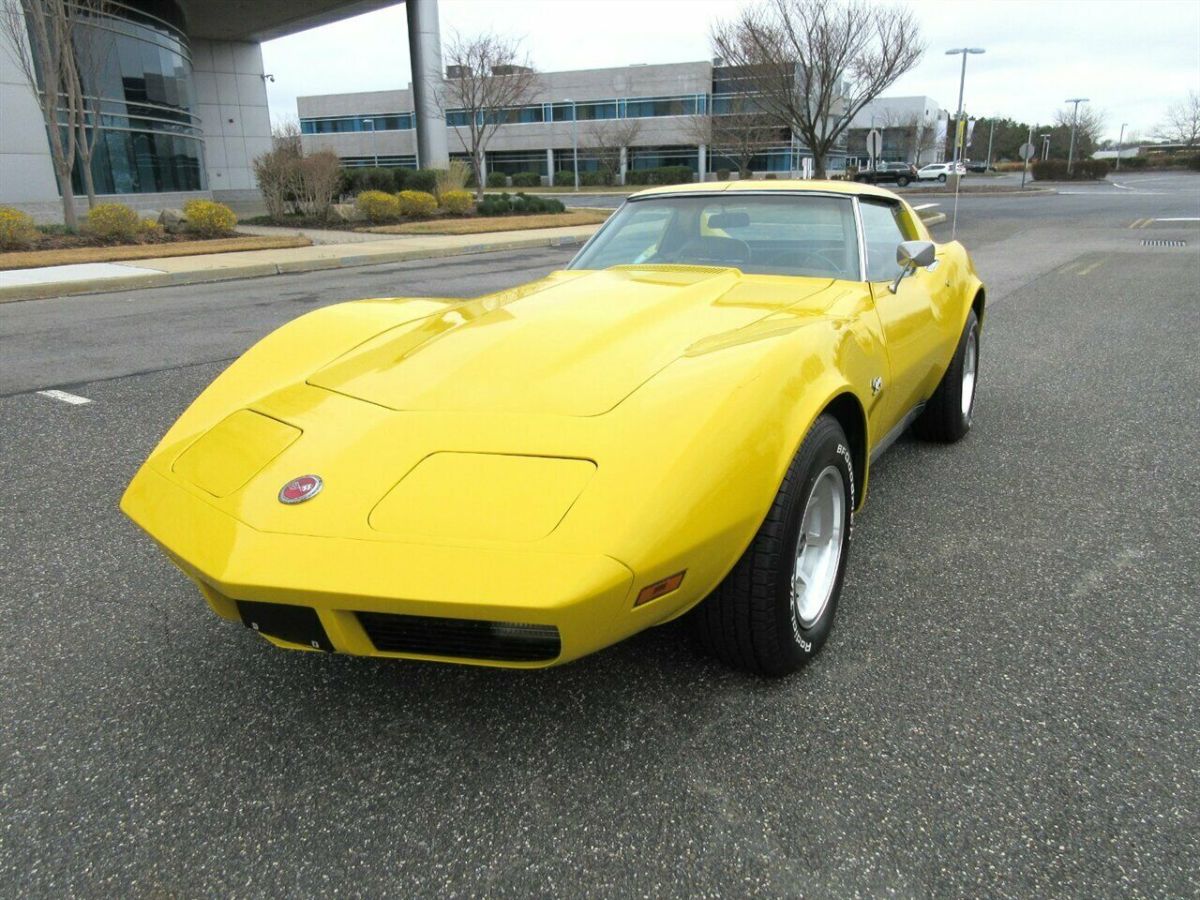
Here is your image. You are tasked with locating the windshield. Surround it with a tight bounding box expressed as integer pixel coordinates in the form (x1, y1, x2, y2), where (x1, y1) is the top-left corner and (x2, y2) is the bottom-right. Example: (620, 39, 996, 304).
(569, 193, 860, 279)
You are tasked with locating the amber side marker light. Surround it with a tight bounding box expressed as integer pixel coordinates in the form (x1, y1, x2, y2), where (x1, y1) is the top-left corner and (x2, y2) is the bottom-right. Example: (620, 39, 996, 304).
(635, 571, 686, 607)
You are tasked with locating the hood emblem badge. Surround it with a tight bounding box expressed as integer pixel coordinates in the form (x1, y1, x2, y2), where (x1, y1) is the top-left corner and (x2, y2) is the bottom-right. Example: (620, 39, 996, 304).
(871, 377, 883, 396)
(279, 474, 323, 504)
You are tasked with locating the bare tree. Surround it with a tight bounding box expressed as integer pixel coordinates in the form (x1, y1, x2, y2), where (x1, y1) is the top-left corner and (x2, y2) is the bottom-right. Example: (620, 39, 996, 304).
(688, 95, 785, 177)
(1154, 90, 1200, 147)
(294, 150, 342, 218)
(66, 1, 116, 208)
(253, 126, 304, 221)
(1, 0, 82, 227)
(1053, 105, 1106, 159)
(440, 31, 537, 198)
(583, 118, 642, 184)
(712, 0, 924, 178)
(271, 116, 303, 153)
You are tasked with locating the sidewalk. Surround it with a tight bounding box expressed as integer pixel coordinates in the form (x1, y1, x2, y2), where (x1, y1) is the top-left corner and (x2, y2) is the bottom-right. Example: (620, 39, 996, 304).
(0, 224, 601, 303)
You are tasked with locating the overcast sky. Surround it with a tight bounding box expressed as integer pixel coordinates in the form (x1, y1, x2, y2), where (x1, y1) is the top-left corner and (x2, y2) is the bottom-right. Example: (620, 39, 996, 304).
(262, 0, 1200, 140)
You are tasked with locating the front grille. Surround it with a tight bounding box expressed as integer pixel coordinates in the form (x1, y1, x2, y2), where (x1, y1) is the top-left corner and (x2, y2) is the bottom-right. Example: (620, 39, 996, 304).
(356, 612, 561, 662)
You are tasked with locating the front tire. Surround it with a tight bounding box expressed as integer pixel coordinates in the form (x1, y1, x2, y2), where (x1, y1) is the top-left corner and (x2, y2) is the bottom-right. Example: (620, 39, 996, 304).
(937, 173, 947, 183)
(913, 309, 980, 442)
(692, 415, 854, 676)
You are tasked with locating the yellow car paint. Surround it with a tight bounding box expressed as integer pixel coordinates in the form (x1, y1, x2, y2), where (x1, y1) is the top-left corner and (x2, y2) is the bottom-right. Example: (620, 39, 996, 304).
(121, 180, 984, 667)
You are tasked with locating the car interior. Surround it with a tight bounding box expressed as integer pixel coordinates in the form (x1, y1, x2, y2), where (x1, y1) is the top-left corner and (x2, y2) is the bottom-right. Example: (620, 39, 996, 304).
(572, 194, 862, 279)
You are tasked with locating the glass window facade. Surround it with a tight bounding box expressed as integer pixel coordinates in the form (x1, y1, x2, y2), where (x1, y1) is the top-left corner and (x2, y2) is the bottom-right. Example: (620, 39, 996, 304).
(487, 149, 549, 176)
(623, 95, 705, 118)
(551, 148, 610, 174)
(710, 146, 790, 173)
(302, 113, 414, 134)
(339, 155, 417, 168)
(438, 93, 710, 129)
(43, 0, 208, 194)
(629, 145, 700, 172)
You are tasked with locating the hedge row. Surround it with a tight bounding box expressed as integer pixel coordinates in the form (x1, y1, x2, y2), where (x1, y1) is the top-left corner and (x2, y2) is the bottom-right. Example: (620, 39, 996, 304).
(0, 206, 40, 249)
(624, 166, 695, 186)
(355, 189, 442, 223)
(477, 192, 565, 217)
(0, 199, 237, 248)
(1031, 159, 1110, 181)
(1109, 154, 1200, 172)
(339, 167, 441, 196)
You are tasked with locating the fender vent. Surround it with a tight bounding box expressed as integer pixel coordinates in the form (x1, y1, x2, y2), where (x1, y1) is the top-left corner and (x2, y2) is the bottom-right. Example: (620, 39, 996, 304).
(1141, 239, 1186, 247)
(357, 612, 561, 662)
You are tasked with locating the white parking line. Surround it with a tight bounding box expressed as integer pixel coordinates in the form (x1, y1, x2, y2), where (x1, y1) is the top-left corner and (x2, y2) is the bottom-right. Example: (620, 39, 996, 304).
(1056, 191, 1163, 196)
(912, 203, 939, 210)
(1155, 217, 1200, 222)
(37, 389, 92, 406)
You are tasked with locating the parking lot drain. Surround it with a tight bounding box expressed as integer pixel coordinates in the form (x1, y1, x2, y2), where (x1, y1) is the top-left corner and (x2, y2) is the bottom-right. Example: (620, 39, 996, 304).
(1141, 239, 1187, 247)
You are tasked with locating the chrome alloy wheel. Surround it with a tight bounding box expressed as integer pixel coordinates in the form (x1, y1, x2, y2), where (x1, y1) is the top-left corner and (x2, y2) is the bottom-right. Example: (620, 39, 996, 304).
(791, 465, 846, 629)
(961, 328, 978, 418)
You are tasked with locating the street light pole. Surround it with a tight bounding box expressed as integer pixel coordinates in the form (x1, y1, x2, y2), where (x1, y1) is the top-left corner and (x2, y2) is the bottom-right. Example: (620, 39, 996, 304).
(1116, 121, 1127, 172)
(870, 113, 877, 171)
(1020, 124, 1033, 189)
(945, 47, 985, 167)
(985, 117, 995, 170)
(1041, 133, 1051, 161)
(564, 98, 579, 192)
(1065, 97, 1089, 176)
(363, 118, 377, 168)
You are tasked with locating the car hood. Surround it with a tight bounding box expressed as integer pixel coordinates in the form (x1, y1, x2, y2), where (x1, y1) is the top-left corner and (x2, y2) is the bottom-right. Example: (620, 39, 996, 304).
(308, 266, 835, 417)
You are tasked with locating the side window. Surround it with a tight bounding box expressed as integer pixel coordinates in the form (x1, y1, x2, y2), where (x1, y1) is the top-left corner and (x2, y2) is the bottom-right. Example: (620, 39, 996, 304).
(859, 200, 913, 282)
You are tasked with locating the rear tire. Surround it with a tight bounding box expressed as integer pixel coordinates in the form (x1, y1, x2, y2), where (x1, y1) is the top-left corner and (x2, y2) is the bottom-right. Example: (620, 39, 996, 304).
(897, 176, 910, 187)
(692, 415, 854, 676)
(913, 309, 980, 443)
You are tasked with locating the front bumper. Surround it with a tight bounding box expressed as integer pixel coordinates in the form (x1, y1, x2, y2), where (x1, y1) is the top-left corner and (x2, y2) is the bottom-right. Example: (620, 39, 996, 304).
(122, 466, 635, 667)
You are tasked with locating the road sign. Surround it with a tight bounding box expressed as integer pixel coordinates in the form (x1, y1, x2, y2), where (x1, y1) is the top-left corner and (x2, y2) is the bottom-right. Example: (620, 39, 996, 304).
(1020, 126, 1034, 190)
(866, 129, 882, 161)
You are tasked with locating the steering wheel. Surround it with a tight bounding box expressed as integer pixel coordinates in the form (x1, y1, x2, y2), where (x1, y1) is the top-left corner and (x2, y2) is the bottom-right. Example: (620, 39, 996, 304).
(757, 247, 847, 275)
(671, 237, 752, 268)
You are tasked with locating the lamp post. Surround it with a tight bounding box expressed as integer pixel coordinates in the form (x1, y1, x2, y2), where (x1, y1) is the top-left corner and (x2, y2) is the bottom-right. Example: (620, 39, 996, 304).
(1041, 133, 1051, 161)
(985, 117, 996, 170)
(1065, 97, 1089, 176)
(563, 98, 579, 191)
(1116, 121, 1128, 172)
(363, 118, 377, 168)
(945, 47, 985, 167)
(870, 113, 878, 171)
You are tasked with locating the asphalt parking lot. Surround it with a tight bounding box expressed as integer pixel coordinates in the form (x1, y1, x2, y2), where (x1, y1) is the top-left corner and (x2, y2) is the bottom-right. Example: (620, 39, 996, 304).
(2, 173, 1198, 897)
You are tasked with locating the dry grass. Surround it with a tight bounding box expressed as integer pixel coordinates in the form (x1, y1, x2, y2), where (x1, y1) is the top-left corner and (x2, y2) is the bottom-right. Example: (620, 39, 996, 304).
(0, 235, 312, 271)
(364, 209, 611, 235)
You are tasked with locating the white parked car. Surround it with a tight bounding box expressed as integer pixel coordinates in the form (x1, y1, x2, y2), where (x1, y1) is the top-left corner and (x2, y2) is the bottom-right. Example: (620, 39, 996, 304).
(917, 162, 968, 182)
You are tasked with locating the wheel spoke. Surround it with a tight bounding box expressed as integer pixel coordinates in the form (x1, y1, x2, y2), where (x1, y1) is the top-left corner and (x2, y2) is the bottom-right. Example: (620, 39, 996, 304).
(791, 465, 846, 630)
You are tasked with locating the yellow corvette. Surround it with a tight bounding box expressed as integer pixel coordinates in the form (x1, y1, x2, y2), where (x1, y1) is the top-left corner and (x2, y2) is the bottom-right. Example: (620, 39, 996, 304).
(122, 180, 984, 675)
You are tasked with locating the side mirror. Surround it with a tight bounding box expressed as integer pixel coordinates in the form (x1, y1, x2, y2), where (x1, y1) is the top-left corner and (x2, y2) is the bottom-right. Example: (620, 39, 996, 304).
(890, 240, 936, 293)
(896, 240, 936, 268)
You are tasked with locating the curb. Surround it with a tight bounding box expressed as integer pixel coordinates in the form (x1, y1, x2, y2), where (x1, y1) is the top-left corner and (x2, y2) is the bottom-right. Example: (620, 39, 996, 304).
(0, 231, 595, 304)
